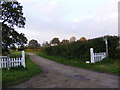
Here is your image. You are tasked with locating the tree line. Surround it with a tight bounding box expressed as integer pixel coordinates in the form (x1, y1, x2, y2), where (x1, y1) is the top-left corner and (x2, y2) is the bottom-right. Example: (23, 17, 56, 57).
(17, 36, 87, 50)
(14, 36, 120, 60)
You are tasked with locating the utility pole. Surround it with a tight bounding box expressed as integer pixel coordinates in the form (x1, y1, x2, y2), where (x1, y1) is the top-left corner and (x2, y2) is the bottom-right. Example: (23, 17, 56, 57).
(0, 3, 2, 90)
(117, 1, 120, 50)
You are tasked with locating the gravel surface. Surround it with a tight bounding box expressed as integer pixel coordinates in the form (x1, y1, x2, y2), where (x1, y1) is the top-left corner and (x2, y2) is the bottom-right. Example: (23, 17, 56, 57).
(9, 53, 119, 88)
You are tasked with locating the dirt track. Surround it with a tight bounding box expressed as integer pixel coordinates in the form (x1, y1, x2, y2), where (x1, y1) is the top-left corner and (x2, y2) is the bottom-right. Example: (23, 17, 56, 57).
(9, 53, 119, 88)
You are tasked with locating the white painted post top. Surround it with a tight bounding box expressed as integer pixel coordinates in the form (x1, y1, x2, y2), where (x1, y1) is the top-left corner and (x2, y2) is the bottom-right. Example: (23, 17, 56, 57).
(105, 40, 108, 45)
(22, 50, 24, 52)
(90, 48, 93, 51)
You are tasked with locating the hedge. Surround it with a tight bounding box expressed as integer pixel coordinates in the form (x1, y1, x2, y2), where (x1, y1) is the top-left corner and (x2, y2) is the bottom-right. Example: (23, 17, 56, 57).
(40, 36, 120, 60)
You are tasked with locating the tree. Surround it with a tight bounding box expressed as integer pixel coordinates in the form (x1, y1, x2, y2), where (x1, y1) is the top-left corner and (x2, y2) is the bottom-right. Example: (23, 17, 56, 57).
(1, 1, 27, 54)
(70, 36, 76, 43)
(61, 39, 69, 44)
(42, 41, 50, 47)
(50, 38, 60, 45)
(79, 37, 87, 41)
(18, 45, 27, 51)
(28, 39, 40, 49)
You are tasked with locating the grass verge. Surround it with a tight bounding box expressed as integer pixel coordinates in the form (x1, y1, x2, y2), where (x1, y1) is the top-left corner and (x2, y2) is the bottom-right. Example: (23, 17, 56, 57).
(2, 51, 42, 88)
(35, 51, 120, 76)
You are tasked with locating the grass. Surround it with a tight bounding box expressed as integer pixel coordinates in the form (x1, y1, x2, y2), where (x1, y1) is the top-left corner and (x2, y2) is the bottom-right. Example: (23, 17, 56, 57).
(35, 51, 120, 76)
(2, 51, 42, 88)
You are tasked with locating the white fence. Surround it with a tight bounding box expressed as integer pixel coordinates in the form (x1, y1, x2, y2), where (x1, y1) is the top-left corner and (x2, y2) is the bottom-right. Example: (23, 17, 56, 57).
(90, 48, 106, 63)
(0, 51, 26, 68)
(0, 56, 7, 58)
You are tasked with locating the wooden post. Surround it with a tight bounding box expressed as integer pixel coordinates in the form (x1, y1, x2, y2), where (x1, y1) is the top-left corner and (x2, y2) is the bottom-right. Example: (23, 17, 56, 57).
(90, 48, 95, 63)
(7, 58, 10, 70)
(105, 39, 108, 57)
(103, 37, 108, 57)
(7, 54, 10, 70)
(22, 50, 26, 67)
(0, 58, 1, 68)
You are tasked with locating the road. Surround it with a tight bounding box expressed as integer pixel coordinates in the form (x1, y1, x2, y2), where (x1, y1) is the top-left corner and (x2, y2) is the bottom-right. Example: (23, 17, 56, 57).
(9, 53, 119, 88)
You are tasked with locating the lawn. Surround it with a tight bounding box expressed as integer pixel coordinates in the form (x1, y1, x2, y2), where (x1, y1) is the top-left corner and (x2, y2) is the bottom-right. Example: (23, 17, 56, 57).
(35, 51, 120, 76)
(2, 51, 42, 88)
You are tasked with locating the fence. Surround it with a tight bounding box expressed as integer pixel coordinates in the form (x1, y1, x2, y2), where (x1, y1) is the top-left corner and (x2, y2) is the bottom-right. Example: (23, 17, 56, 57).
(0, 51, 26, 68)
(0, 56, 7, 58)
(90, 48, 106, 63)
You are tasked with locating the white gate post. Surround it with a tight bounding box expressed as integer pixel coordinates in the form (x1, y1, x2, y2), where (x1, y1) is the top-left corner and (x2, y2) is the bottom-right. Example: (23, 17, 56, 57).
(22, 50, 26, 67)
(90, 48, 95, 63)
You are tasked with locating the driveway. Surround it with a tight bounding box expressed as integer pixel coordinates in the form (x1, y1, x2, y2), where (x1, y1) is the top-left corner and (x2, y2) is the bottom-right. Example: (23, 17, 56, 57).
(9, 53, 119, 88)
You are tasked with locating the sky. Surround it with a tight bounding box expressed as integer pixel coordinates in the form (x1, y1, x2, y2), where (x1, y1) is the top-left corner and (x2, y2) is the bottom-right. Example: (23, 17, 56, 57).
(17, 0, 119, 44)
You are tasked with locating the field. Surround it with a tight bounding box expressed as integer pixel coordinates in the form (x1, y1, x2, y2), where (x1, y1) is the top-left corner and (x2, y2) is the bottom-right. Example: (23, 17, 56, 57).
(35, 51, 120, 75)
(2, 51, 42, 88)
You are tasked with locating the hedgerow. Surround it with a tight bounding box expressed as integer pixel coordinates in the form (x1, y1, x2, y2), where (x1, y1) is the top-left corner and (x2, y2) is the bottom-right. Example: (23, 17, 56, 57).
(41, 36, 120, 60)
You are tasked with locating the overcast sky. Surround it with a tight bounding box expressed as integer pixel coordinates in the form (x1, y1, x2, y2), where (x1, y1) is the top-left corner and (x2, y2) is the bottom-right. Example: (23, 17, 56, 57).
(17, 0, 119, 44)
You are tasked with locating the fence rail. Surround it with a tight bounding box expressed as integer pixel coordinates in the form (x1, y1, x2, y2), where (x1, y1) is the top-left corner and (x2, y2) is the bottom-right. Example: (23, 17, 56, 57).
(0, 56, 7, 58)
(0, 51, 26, 69)
(90, 48, 106, 63)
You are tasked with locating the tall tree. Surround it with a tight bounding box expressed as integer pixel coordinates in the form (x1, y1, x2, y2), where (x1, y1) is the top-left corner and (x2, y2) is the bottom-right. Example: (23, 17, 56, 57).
(1, 1, 27, 54)
(61, 39, 69, 44)
(70, 36, 76, 43)
(79, 37, 87, 41)
(28, 39, 40, 49)
(50, 38, 60, 45)
(42, 41, 50, 47)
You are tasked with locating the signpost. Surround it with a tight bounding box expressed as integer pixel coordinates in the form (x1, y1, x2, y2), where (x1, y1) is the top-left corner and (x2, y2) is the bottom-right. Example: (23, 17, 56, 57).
(103, 37, 108, 57)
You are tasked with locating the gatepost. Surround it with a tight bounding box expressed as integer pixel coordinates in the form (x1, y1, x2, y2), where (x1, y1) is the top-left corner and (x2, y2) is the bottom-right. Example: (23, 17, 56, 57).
(22, 50, 26, 67)
(90, 48, 95, 63)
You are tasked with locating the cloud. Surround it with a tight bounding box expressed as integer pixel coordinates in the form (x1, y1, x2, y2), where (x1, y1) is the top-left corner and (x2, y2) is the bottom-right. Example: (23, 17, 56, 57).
(18, 0, 34, 3)
(94, 1, 118, 23)
(73, 18, 81, 23)
(49, 1, 57, 5)
(35, 1, 59, 15)
(17, 0, 118, 44)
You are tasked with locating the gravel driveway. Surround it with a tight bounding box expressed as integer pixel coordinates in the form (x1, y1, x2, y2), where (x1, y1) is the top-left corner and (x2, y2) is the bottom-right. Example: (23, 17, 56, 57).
(9, 53, 119, 88)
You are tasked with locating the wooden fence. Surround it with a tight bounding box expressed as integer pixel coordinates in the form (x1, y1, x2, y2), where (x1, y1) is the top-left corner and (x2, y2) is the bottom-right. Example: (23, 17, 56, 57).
(90, 48, 106, 63)
(0, 51, 26, 68)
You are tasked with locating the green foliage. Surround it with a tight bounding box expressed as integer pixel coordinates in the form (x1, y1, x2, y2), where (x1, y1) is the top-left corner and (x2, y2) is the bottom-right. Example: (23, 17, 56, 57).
(18, 45, 27, 51)
(61, 39, 69, 44)
(1, 1, 27, 54)
(50, 37, 60, 44)
(107, 36, 119, 58)
(28, 39, 40, 49)
(41, 36, 119, 60)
